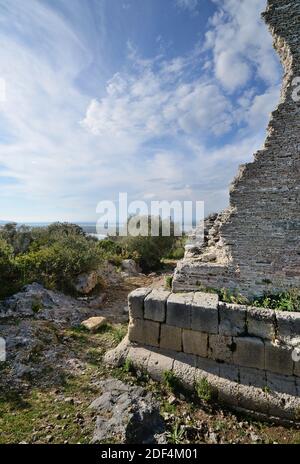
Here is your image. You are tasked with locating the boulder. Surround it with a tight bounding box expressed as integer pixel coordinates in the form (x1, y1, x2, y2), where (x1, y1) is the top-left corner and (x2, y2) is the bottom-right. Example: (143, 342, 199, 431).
(121, 259, 141, 276)
(89, 379, 165, 444)
(81, 316, 107, 332)
(74, 271, 99, 295)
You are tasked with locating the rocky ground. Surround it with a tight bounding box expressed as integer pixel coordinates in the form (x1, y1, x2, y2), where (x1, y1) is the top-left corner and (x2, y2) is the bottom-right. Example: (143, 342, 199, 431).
(0, 265, 300, 444)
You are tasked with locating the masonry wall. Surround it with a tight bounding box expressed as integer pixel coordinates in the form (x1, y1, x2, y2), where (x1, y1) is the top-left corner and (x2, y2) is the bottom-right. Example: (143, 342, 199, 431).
(173, 0, 300, 297)
(125, 288, 300, 421)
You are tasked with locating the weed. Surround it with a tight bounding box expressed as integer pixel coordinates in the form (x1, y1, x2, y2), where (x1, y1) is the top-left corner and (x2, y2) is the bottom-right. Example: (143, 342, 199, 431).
(165, 276, 173, 290)
(252, 289, 300, 312)
(195, 377, 213, 403)
(167, 421, 185, 444)
(31, 299, 43, 314)
(163, 370, 181, 393)
(112, 326, 127, 344)
(123, 357, 134, 374)
(263, 386, 271, 394)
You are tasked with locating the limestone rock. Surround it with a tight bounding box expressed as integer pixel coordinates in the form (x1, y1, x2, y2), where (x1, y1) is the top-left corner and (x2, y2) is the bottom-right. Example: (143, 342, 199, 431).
(81, 316, 107, 332)
(89, 379, 165, 444)
(121, 259, 141, 276)
(74, 271, 99, 295)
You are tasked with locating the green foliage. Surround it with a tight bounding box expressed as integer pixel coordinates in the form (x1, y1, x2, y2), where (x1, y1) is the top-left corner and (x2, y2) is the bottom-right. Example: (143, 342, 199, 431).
(96, 239, 131, 266)
(123, 358, 134, 374)
(112, 325, 127, 344)
(219, 288, 250, 305)
(167, 421, 185, 444)
(163, 370, 181, 393)
(195, 377, 213, 403)
(0, 223, 33, 255)
(0, 222, 104, 298)
(116, 216, 179, 273)
(0, 237, 19, 298)
(31, 299, 43, 314)
(167, 247, 185, 260)
(15, 234, 103, 294)
(164, 236, 187, 260)
(252, 289, 300, 312)
(199, 284, 300, 313)
(165, 276, 173, 290)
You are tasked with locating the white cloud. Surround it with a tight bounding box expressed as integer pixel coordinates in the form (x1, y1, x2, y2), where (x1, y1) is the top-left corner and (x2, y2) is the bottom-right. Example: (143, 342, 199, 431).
(82, 53, 234, 140)
(205, 0, 281, 92)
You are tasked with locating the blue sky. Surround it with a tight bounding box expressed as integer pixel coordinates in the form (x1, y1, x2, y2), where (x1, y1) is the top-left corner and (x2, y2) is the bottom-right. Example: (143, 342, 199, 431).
(0, 0, 282, 223)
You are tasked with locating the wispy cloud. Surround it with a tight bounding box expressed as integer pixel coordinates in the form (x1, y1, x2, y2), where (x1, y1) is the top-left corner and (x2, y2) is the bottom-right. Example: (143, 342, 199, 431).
(176, 0, 200, 14)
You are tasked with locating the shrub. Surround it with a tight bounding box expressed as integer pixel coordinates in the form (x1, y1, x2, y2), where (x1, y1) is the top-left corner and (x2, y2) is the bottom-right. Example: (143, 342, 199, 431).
(0, 238, 20, 298)
(0, 223, 33, 255)
(15, 234, 103, 294)
(97, 239, 132, 266)
(117, 216, 178, 273)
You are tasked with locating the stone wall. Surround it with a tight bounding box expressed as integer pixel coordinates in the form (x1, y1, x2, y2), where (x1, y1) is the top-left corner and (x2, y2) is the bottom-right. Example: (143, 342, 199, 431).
(105, 288, 300, 422)
(173, 0, 300, 297)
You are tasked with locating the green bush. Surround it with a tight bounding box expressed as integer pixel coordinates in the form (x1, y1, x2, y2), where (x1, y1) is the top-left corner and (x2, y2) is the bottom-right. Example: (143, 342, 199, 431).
(117, 216, 178, 273)
(97, 239, 131, 266)
(15, 234, 103, 294)
(0, 223, 33, 255)
(0, 238, 20, 298)
(0, 223, 107, 297)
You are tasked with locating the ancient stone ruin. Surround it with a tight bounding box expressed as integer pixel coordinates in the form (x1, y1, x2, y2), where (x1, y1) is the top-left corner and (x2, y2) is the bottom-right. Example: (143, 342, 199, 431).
(173, 0, 300, 298)
(106, 0, 300, 422)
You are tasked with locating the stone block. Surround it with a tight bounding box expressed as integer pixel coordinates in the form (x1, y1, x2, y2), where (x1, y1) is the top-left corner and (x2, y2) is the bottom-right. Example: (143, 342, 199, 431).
(208, 334, 234, 363)
(128, 319, 160, 347)
(182, 330, 208, 358)
(128, 287, 151, 320)
(191, 292, 219, 334)
(265, 341, 294, 376)
(166, 292, 194, 329)
(239, 366, 267, 389)
(266, 372, 297, 396)
(294, 354, 300, 377)
(233, 337, 265, 370)
(276, 311, 300, 345)
(173, 352, 197, 390)
(217, 378, 240, 408)
(238, 384, 269, 416)
(269, 394, 300, 422)
(127, 345, 151, 372)
(196, 356, 220, 376)
(160, 325, 182, 352)
(219, 363, 239, 383)
(144, 289, 170, 322)
(148, 352, 174, 381)
(246, 307, 276, 340)
(296, 378, 300, 397)
(219, 302, 247, 336)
